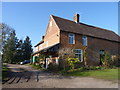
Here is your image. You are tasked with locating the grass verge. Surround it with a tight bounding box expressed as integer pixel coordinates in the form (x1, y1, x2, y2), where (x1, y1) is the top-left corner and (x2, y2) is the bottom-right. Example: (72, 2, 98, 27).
(2, 64, 9, 80)
(28, 64, 43, 70)
(63, 69, 118, 81)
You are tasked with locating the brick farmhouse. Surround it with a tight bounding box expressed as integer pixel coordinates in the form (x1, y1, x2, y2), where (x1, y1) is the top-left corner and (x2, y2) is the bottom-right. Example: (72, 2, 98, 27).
(32, 14, 120, 68)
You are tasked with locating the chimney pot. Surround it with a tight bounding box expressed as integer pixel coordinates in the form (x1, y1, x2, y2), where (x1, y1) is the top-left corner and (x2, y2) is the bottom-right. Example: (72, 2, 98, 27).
(73, 13, 79, 23)
(42, 36, 44, 40)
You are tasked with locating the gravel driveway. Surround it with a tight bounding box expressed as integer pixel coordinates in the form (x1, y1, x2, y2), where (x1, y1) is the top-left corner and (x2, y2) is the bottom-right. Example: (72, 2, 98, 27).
(2, 64, 118, 88)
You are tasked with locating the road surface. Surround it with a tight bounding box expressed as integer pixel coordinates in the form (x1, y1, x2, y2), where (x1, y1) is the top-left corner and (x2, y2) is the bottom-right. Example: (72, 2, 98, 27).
(2, 64, 118, 88)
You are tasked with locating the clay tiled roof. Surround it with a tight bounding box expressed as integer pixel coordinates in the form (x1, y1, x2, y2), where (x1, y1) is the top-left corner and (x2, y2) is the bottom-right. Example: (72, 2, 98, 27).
(52, 15, 120, 42)
(32, 43, 59, 55)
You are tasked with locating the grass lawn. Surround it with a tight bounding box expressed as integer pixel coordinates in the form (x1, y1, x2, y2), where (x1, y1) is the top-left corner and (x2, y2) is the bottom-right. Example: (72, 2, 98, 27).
(2, 64, 9, 80)
(28, 64, 42, 70)
(64, 69, 118, 81)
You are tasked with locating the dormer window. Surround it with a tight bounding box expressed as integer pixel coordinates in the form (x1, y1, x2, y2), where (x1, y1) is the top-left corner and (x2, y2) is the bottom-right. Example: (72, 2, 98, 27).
(68, 33, 75, 44)
(82, 35, 87, 46)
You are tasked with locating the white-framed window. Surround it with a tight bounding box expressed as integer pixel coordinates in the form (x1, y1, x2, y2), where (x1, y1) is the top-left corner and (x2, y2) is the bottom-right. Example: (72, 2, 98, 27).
(68, 33, 75, 44)
(75, 49, 83, 62)
(99, 50, 105, 55)
(82, 36, 87, 46)
(46, 41, 48, 47)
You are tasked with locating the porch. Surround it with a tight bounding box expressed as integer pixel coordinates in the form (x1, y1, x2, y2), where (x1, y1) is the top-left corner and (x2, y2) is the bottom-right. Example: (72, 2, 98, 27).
(32, 43, 60, 68)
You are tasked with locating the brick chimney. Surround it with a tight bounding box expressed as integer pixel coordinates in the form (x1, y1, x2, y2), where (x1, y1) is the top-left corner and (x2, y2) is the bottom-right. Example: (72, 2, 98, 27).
(42, 36, 44, 40)
(73, 13, 79, 23)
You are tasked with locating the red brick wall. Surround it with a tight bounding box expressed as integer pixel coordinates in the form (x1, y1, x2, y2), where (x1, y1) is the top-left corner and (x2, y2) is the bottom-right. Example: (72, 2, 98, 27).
(87, 36, 119, 65)
(42, 16, 60, 49)
(35, 16, 60, 52)
(60, 31, 86, 49)
(60, 31, 120, 65)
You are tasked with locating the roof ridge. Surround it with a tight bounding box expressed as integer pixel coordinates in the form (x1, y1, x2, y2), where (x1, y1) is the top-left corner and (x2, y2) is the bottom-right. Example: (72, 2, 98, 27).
(51, 14, 119, 42)
(51, 15, 76, 24)
(79, 23, 114, 33)
(52, 15, 116, 34)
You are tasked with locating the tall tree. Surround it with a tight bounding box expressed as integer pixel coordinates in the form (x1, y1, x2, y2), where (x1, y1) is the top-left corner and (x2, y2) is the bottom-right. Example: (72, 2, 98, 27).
(1, 23, 33, 63)
(0, 23, 14, 52)
(15, 39, 23, 62)
(0, 23, 15, 63)
(3, 30, 18, 63)
(22, 36, 33, 60)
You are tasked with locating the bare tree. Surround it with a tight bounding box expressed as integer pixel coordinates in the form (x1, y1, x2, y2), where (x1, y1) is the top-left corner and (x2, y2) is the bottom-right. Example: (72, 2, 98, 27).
(59, 47, 75, 70)
(0, 23, 15, 64)
(0, 23, 15, 53)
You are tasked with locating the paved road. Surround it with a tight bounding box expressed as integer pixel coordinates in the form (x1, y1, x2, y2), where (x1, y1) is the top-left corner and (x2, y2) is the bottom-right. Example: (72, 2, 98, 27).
(2, 64, 118, 88)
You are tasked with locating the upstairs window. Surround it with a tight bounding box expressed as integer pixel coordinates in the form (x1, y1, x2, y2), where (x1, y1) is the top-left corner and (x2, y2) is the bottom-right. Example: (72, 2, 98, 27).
(75, 49, 83, 62)
(82, 36, 87, 46)
(68, 33, 75, 44)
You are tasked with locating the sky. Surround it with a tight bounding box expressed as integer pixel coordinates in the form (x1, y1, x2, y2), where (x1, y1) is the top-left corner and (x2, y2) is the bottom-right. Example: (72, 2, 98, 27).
(2, 2, 118, 47)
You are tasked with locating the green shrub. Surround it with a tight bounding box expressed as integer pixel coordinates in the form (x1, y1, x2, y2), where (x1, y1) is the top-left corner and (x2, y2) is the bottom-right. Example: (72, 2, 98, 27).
(74, 62, 84, 69)
(77, 66, 106, 71)
(2, 64, 9, 80)
(67, 58, 80, 70)
(31, 64, 42, 69)
(101, 52, 113, 68)
(47, 63, 59, 72)
(112, 55, 120, 67)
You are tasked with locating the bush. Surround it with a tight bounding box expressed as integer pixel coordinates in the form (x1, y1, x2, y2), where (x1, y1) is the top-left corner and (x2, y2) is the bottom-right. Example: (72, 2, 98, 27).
(47, 63, 59, 72)
(87, 66, 106, 70)
(31, 64, 42, 69)
(76, 66, 106, 71)
(74, 61, 84, 69)
(2, 64, 9, 80)
(112, 55, 120, 67)
(67, 58, 80, 70)
(101, 52, 113, 68)
(59, 58, 70, 71)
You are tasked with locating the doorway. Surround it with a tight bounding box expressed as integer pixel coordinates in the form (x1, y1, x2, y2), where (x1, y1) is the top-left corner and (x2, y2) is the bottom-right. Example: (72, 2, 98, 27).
(99, 50, 105, 65)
